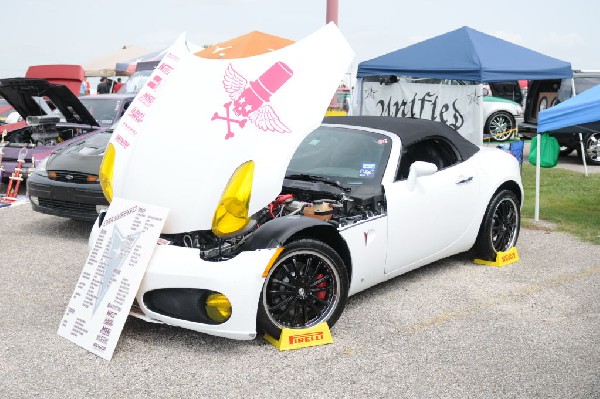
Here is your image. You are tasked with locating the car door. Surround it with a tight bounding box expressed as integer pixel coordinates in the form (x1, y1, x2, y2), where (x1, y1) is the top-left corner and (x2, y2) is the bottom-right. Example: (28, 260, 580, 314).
(384, 137, 480, 274)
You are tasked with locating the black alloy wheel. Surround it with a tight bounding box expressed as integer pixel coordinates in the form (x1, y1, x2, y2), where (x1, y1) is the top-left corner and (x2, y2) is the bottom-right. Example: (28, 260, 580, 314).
(257, 239, 348, 339)
(473, 190, 521, 261)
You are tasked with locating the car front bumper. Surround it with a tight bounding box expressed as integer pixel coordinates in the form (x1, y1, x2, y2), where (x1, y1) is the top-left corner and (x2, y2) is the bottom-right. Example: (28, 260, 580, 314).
(130, 244, 278, 340)
(27, 173, 109, 221)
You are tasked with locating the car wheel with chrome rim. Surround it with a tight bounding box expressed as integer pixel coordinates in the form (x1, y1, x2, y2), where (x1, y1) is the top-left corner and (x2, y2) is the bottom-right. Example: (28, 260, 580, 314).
(485, 111, 516, 141)
(578, 132, 600, 165)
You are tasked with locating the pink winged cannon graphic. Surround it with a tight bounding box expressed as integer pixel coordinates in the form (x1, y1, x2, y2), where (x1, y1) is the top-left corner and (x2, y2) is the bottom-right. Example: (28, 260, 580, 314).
(211, 62, 294, 139)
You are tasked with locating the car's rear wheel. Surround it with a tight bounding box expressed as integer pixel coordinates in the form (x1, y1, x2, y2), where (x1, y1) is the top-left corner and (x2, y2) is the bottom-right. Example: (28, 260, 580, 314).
(257, 239, 349, 340)
(485, 111, 516, 141)
(577, 132, 600, 165)
(473, 190, 520, 261)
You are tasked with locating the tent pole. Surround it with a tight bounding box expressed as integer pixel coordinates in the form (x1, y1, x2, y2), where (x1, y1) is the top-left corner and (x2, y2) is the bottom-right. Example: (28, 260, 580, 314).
(356, 78, 363, 115)
(535, 133, 541, 221)
(578, 132, 589, 177)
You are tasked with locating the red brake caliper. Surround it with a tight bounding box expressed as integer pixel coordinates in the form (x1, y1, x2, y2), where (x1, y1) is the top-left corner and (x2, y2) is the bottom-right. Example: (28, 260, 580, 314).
(315, 273, 327, 300)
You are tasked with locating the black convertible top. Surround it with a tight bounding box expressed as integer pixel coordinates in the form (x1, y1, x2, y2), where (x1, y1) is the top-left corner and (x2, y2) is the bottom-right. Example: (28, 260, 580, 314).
(323, 116, 479, 161)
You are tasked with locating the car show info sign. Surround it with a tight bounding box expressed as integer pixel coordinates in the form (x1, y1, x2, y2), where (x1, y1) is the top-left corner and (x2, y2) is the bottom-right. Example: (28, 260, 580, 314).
(57, 197, 168, 360)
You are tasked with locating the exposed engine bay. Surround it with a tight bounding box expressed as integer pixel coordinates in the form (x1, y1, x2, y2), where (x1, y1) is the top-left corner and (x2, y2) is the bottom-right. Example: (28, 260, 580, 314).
(161, 181, 387, 262)
(4, 123, 91, 147)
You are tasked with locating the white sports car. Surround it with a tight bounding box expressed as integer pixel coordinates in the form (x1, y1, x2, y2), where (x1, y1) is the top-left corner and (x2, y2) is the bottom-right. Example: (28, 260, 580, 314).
(94, 116, 523, 340)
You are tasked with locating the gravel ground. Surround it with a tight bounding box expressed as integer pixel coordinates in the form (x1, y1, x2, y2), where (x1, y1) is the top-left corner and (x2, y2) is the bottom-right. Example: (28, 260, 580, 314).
(0, 204, 599, 399)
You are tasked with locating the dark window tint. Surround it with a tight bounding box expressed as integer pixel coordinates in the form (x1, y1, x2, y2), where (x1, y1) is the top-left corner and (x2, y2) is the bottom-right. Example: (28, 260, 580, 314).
(397, 138, 459, 180)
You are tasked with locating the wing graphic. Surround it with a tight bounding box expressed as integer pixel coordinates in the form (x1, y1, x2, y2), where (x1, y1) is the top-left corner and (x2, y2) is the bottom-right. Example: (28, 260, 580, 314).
(223, 64, 247, 101)
(248, 105, 291, 133)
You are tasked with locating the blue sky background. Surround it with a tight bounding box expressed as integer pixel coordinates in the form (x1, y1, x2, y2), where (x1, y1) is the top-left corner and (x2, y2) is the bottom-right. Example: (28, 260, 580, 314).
(3, 0, 598, 80)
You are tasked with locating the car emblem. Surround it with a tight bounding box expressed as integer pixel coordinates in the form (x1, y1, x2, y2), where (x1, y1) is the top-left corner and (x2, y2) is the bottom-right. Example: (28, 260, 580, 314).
(65, 174, 74, 180)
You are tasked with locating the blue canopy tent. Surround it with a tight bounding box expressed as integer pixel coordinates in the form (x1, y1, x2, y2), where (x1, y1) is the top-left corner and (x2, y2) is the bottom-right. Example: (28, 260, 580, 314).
(531, 84, 600, 219)
(357, 26, 572, 81)
(356, 26, 575, 222)
(538, 83, 600, 133)
(115, 48, 168, 75)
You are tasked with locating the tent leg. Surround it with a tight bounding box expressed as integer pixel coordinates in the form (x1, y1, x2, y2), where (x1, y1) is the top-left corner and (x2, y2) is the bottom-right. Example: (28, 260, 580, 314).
(578, 132, 589, 177)
(535, 133, 541, 221)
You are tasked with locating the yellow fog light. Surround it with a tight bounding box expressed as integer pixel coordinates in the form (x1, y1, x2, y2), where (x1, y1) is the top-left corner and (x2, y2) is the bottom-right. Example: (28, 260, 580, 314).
(211, 160, 254, 237)
(99, 143, 116, 202)
(205, 292, 232, 323)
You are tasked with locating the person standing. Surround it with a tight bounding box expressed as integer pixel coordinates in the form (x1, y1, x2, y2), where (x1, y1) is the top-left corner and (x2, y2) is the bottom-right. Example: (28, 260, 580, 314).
(79, 78, 90, 96)
(97, 77, 110, 94)
(112, 78, 124, 93)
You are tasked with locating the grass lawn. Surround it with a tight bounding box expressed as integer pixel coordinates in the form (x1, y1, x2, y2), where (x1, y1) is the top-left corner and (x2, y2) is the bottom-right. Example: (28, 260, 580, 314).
(520, 162, 600, 245)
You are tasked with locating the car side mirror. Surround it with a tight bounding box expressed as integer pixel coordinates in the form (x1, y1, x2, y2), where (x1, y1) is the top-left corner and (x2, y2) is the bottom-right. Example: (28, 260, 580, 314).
(407, 161, 438, 191)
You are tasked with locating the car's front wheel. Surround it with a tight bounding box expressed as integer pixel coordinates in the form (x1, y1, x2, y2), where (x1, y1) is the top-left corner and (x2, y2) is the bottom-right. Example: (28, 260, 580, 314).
(257, 238, 349, 339)
(473, 190, 521, 261)
(577, 132, 600, 165)
(485, 111, 516, 141)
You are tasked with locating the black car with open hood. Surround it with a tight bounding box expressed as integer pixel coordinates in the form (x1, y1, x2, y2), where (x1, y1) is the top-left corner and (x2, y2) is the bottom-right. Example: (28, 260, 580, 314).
(0, 78, 103, 181)
(0, 78, 98, 127)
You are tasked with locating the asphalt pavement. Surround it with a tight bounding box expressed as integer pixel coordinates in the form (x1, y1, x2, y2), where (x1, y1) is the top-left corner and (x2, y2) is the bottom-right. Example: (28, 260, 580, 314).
(1, 202, 599, 398)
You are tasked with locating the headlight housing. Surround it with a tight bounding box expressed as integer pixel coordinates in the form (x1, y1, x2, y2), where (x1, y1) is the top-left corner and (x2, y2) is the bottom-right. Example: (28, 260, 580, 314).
(34, 157, 49, 177)
(211, 160, 254, 237)
(99, 143, 115, 202)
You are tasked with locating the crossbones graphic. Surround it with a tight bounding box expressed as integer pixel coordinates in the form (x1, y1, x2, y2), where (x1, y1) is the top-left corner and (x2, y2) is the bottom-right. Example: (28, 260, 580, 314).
(211, 63, 293, 139)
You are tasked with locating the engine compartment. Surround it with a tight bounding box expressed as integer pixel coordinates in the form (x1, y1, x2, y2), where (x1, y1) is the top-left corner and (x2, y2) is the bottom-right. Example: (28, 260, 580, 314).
(161, 181, 387, 262)
(4, 123, 91, 148)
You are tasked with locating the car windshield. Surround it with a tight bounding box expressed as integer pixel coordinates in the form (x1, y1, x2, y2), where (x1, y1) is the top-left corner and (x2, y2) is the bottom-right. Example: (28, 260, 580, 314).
(558, 76, 600, 101)
(286, 126, 392, 186)
(79, 97, 123, 126)
(574, 76, 600, 94)
(118, 70, 153, 94)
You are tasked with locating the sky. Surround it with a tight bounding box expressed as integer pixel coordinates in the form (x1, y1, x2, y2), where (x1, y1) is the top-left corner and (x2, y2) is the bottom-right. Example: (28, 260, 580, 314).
(3, 0, 599, 81)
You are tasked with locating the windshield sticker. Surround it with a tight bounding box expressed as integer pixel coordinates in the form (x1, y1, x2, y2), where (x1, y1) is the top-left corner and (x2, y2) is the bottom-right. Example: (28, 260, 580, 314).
(359, 163, 376, 178)
(377, 139, 388, 144)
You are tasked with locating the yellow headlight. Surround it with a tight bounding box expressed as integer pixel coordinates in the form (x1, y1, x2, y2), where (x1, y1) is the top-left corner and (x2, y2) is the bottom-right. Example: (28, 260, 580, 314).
(205, 293, 232, 323)
(99, 142, 115, 203)
(211, 160, 254, 237)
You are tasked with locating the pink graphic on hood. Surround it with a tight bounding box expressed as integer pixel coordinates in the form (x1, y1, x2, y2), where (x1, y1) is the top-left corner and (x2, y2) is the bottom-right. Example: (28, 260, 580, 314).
(211, 62, 293, 139)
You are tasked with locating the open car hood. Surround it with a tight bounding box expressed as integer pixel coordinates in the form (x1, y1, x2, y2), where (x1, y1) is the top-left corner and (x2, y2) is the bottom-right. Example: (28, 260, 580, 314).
(107, 24, 354, 233)
(0, 78, 98, 126)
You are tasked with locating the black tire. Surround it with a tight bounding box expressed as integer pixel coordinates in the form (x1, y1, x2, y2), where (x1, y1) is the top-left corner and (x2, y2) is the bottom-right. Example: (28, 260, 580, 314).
(473, 190, 521, 261)
(485, 111, 516, 141)
(257, 238, 349, 340)
(576, 132, 600, 165)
